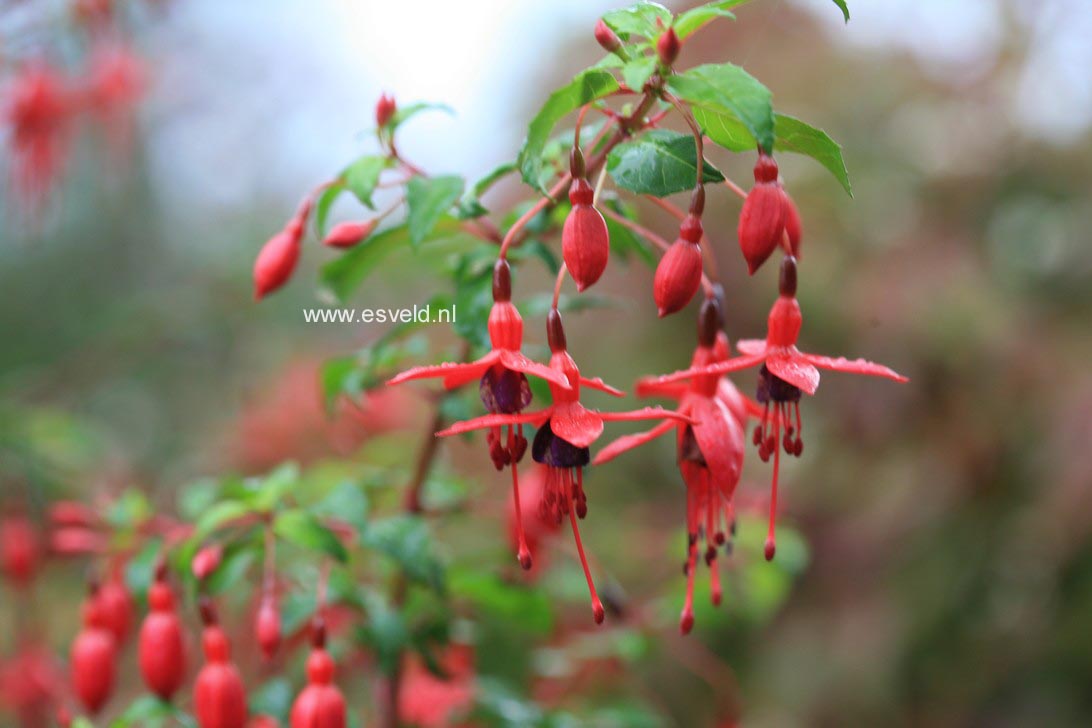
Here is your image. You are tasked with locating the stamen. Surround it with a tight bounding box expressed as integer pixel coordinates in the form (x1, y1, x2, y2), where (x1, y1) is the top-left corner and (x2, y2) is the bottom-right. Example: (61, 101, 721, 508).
(710, 549, 722, 606)
(567, 488, 604, 624)
(765, 414, 781, 562)
(510, 459, 532, 570)
(680, 541, 697, 635)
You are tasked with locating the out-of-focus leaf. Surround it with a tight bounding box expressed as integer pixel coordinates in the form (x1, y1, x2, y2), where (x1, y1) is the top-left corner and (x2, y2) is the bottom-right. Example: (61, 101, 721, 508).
(668, 63, 774, 152)
(104, 489, 152, 530)
(602, 197, 655, 267)
(344, 155, 391, 209)
(204, 544, 256, 595)
(459, 161, 517, 218)
(774, 113, 852, 196)
(601, 2, 672, 39)
(176, 478, 220, 521)
(387, 101, 454, 131)
(674, 1, 749, 39)
(358, 590, 409, 675)
(247, 462, 299, 512)
(190, 500, 251, 545)
(606, 130, 724, 196)
(450, 570, 555, 635)
(364, 515, 445, 591)
(314, 481, 370, 537)
(831, 0, 850, 22)
(314, 182, 346, 238)
(407, 175, 465, 246)
(518, 70, 620, 193)
(274, 509, 348, 563)
(621, 55, 658, 93)
(321, 335, 430, 410)
(125, 538, 162, 602)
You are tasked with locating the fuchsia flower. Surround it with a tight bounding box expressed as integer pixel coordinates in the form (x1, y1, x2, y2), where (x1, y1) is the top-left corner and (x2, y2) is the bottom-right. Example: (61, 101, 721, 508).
(436, 309, 692, 623)
(596, 296, 757, 633)
(389, 260, 571, 569)
(5, 61, 74, 215)
(646, 257, 908, 561)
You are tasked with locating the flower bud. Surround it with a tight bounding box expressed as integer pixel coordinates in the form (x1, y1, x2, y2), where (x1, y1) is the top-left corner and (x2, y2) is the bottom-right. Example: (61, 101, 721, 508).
(738, 154, 786, 275)
(194, 610, 248, 728)
(253, 224, 302, 300)
(657, 27, 680, 66)
(290, 643, 346, 728)
(1, 513, 40, 588)
(561, 179, 609, 291)
(138, 569, 186, 700)
(323, 219, 376, 248)
(97, 573, 133, 644)
(594, 19, 622, 55)
(653, 215, 704, 317)
(192, 544, 222, 580)
(71, 592, 117, 714)
(256, 597, 281, 661)
(781, 188, 802, 258)
(375, 93, 396, 128)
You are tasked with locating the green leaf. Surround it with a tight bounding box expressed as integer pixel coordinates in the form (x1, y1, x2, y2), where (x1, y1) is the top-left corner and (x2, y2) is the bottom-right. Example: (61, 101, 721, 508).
(387, 102, 454, 131)
(517, 69, 620, 193)
(247, 462, 299, 512)
(204, 545, 256, 595)
(358, 591, 409, 675)
(407, 175, 465, 246)
(667, 62, 775, 153)
(606, 129, 724, 196)
(344, 155, 391, 209)
(249, 678, 294, 723)
(674, 1, 749, 39)
(314, 182, 346, 238)
(314, 481, 370, 537)
(831, 0, 850, 22)
(774, 113, 852, 196)
(364, 515, 444, 591)
(274, 510, 348, 563)
(449, 570, 554, 635)
(190, 500, 251, 544)
(459, 162, 517, 218)
(601, 1, 672, 38)
(621, 55, 657, 93)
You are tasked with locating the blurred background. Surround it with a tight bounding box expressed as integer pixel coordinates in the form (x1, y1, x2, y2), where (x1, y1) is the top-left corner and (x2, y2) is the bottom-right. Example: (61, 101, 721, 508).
(2, 0, 1091, 726)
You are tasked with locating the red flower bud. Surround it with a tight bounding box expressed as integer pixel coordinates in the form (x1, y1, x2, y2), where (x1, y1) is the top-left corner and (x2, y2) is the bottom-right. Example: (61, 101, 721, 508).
(1, 513, 40, 588)
(738, 154, 786, 275)
(375, 93, 397, 128)
(192, 544, 223, 580)
(255, 597, 281, 661)
(561, 178, 609, 291)
(594, 19, 622, 55)
(657, 27, 680, 66)
(323, 220, 376, 248)
(49, 500, 98, 528)
(781, 188, 802, 258)
(97, 573, 133, 644)
(653, 215, 704, 317)
(138, 572, 187, 700)
(253, 220, 304, 300)
(194, 619, 248, 728)
(49, 526, 105, 555)
(70, 594, 117, 714)
(290, 646, 346, 728)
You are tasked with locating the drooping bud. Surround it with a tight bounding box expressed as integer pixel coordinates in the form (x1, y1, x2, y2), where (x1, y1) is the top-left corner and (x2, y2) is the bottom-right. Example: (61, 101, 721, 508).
(194, 599, 248, 728)
(253, 221, 303, 300)
(192, 544, 223, 580)
(0, 513, 40, 588)
(594, 19, 623, 56)
(138, 564, 186, 700)
(255, 596, 281, 661)
(562, 177, 610, 291)
(71, 587, 117, 714)
(289, 621, 346, 728)
(653, 214, 704, 317)
(738, 153, 787, 275)
(323, 220, 376, 248)
(657, 27, 680, 66)
(781, 188, 802, 258)
(96, 571, 133, 644)
(375, 93, 397, 128)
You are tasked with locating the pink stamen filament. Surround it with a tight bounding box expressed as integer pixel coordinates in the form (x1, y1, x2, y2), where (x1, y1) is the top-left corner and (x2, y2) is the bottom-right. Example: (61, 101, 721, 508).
(510, 454, 532, 571)
(565, 468, 604, 624)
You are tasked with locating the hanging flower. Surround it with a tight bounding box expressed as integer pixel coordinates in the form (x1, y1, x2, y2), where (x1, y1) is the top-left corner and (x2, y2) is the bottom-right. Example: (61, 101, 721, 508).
(737, 151, 787, 275)
(437, 309, 693, 623)
(70, 585, 117, 715)
(289, 621, 346, 728)
(138, 562, 187, 700)
(644, 257, 908, 560)
(194, 599, 248, 728)
(4, 61, 74, 215)
(397, 645, 474, 728)
(596, 297, 750, 633)
(561, 147, 610, 291)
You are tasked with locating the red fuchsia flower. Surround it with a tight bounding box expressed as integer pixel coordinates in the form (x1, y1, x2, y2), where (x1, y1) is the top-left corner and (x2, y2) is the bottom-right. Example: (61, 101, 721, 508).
(322, 219, 376, 248)
(647, 257, 909, 560)
(254, 196, 313, 300)
(437, 309, 693, 623)
(596, 297, 748, 633)
(375, 93, 397, 128)
(194, 599, 248, 728)
(397, 645, 474, 728)
(70, 585, 117, 715)
(4, 61, 73, 215)
(289, 621, 346, 728)
(96, 568, 134, 645)
(561, 147, 610, 291)
(653, 189, 706, 317)
(0, 641, 63, 728)
(657, 27, 681, 66)
(85, 43, 145, 159)
(738, 152, 787, 275)
(389, 260, 571, 569)
(1, 512, 41, 589)
(138, 563, 187, 700)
